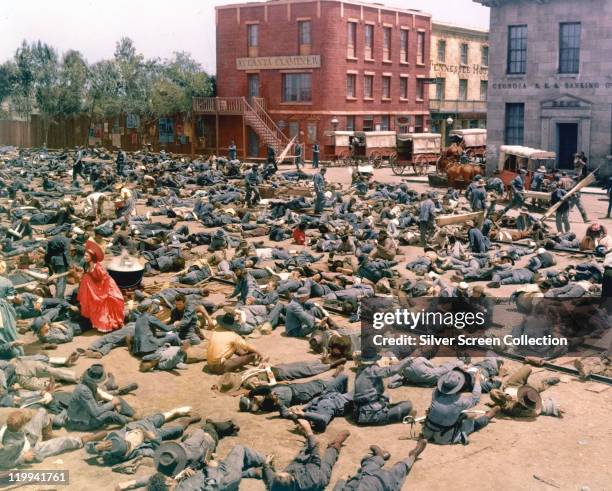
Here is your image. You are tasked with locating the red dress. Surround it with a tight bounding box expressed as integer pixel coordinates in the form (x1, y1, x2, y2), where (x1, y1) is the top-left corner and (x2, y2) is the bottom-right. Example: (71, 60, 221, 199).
(292, 227, 306, 245)
(77, 262, 124, 333)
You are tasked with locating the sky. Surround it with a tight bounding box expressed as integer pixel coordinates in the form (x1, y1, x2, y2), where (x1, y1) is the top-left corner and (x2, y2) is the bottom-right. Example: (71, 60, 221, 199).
(1, 0, 489, 74)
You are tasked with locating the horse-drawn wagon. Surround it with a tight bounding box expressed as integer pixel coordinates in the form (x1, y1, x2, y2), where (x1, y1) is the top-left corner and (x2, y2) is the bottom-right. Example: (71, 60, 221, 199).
(449, 129, 487, 159)
(390, 133, 442, 175)
(323, 130, 397, 168)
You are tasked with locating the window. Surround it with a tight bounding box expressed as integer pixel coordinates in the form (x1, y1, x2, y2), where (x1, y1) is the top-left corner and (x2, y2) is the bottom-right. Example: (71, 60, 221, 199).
(382, 76, 391, 99)
(159, 118, 174, 144)
(400, 29, 409, 63)
(435, 78, 445, 100)
(417, 31, 425, 64)
(247, 24, 258, 57)
(437, 40, 446, 62)
(480, 80, 488, 101)
(482, 46, 489, 67)
(460, 43, 469, 65)
(416, 78, 425, 100)
(346, 74, 356, 98)
(381, 115, 390, 131)
(282, 74, 312, 102)
(470, 120, 479, 129)
(288, 121, 299, 139)
(365, 24, 374, 59)
(363, 116, 374, 131)
(507, 25, 528, 74)
(299, 21, 311, 55)
(347, 22, 357, 58)
(383, 27, 392, 61)
(346, 116, 355, 131)
(559, 22, 581, 74)
(400, 76, 408, 99)
(459, 79, 468, 100)
(364, 75, 374, 99)
(415, 115, 424, 133)
(505, 103, 525, 145)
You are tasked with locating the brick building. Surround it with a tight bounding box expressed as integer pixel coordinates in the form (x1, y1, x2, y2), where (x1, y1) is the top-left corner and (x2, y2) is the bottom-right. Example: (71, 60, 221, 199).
(195, 0, 432, 160)
(429, 22, 489, 144)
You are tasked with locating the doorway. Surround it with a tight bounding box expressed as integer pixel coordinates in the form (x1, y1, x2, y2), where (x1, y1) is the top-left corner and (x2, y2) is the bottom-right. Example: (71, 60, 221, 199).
(247, 74, 259, 99)
(247, 128, 259, 157)
(557, 123, 578, 169)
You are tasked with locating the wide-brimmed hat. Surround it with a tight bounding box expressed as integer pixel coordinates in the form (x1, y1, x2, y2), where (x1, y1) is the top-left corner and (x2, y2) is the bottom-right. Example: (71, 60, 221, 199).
(359, 345, 381, 365)
(437, 368, 467, 394)
(85, 239, 105, 263)
(103, 432, 129, 463)
(154, 442, 188, 477)
(83, 363, 106, 385)
(537, 166, 547, 173)
(216, 310, 241, 331)
(294, 286, 310, 298)
(458, 282, 470, 291)
(517, 384, 542, 413)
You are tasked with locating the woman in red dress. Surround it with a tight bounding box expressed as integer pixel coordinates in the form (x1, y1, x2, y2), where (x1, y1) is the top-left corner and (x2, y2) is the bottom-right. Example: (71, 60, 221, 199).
(77, 240, 124, 333)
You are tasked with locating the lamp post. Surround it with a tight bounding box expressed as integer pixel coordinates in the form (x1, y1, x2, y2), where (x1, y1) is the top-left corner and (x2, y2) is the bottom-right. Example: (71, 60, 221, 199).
(331, 116, 339, 131)
(445, 117, 454, 145)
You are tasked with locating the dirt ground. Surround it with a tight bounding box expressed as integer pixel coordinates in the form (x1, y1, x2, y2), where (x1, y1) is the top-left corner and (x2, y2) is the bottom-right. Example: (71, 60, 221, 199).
(2, 164, 612, 491)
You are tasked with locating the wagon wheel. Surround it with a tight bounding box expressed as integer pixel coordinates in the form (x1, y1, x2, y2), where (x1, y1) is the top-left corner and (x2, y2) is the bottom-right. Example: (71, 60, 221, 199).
(390, 154, 406, 175)
(370, 150, 384, 168)
(412, 155, 429, 175)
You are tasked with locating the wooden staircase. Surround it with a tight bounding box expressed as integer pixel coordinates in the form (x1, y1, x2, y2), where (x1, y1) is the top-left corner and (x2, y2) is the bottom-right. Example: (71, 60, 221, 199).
(192, 96, 289, 155)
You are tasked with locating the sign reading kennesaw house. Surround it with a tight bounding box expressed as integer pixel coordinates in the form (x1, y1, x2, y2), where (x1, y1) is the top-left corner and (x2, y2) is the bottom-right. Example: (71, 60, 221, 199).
(236, 55, 321, 70)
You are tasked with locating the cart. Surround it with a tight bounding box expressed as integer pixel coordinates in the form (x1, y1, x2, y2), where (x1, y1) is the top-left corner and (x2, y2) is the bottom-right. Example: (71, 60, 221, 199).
(449, 129, 487, 159)
(390, 133, 442, 175)
(498, 145, 557, 191)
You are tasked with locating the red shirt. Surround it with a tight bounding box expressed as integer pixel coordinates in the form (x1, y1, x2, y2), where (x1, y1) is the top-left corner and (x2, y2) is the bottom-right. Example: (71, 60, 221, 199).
(293, 227, 306, 245)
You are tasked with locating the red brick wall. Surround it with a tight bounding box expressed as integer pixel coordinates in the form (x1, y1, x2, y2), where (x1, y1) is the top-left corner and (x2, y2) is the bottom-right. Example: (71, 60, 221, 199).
(216, 0, 432, 158)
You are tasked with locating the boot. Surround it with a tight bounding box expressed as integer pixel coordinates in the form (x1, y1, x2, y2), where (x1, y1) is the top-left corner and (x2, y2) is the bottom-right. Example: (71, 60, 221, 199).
(42, 421, 55, 441)
(408, 439, 427, 459)
(329, 358, 347, 369)
(116, 383, 139, 395)
(139, 360, 159, 372)
(66, 350, 81, 366)
(370, 445, 390, 461)
(84, 349, 103, 359)
(178, 415, 202, 430)
(327, 430, 350, 451)
(574, 359, 591, 379)
(207, 419, 240, 437)
(125, 335, 134, 353)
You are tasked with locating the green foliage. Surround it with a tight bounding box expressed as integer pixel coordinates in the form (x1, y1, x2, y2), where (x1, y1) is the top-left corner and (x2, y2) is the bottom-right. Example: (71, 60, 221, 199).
(0, 37, 213, 125)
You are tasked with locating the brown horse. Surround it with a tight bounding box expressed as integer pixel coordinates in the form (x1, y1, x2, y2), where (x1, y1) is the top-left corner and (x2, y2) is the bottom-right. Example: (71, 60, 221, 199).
(437, 142, 464, 173)
(446, 162, 485, 189)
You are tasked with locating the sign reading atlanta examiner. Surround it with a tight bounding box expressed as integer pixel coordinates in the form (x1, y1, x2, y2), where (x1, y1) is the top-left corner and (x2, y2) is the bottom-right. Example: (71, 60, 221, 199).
(236, 55, 321, 70)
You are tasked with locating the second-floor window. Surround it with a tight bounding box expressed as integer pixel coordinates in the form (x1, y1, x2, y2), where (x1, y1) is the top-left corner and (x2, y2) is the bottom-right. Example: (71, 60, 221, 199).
(559, 22, 581, 74)
(282, 73, 312, 102)
(400, 29, 409, 63)
(299, 21, 311, 55)
(400, 76, 408, 99)
(383, 27, 392, 61)
(461, 43, 469, 65)
(346, 74, 356, 98)
(382, 76, 391, 99)
(480, 80, 488, 101)
(437, 40, 446, 62)
(417, 31, 425, 65)
(347, 22, 357, 58)
(416, 78, 425, 100)
(507, 25, 527, 74)
(365, 24, 374, 60)
(435, 78, 445, 100)
(459, 79, 468, 100)
(247, 24, 258, 56)
(364, 75, 374, 99)
(481, 46, 489, 67)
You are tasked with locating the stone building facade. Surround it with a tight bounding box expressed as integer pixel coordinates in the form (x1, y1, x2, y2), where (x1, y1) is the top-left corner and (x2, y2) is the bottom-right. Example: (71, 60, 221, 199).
(477, 0, 612, 175)
(429, 22, 489, 144)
